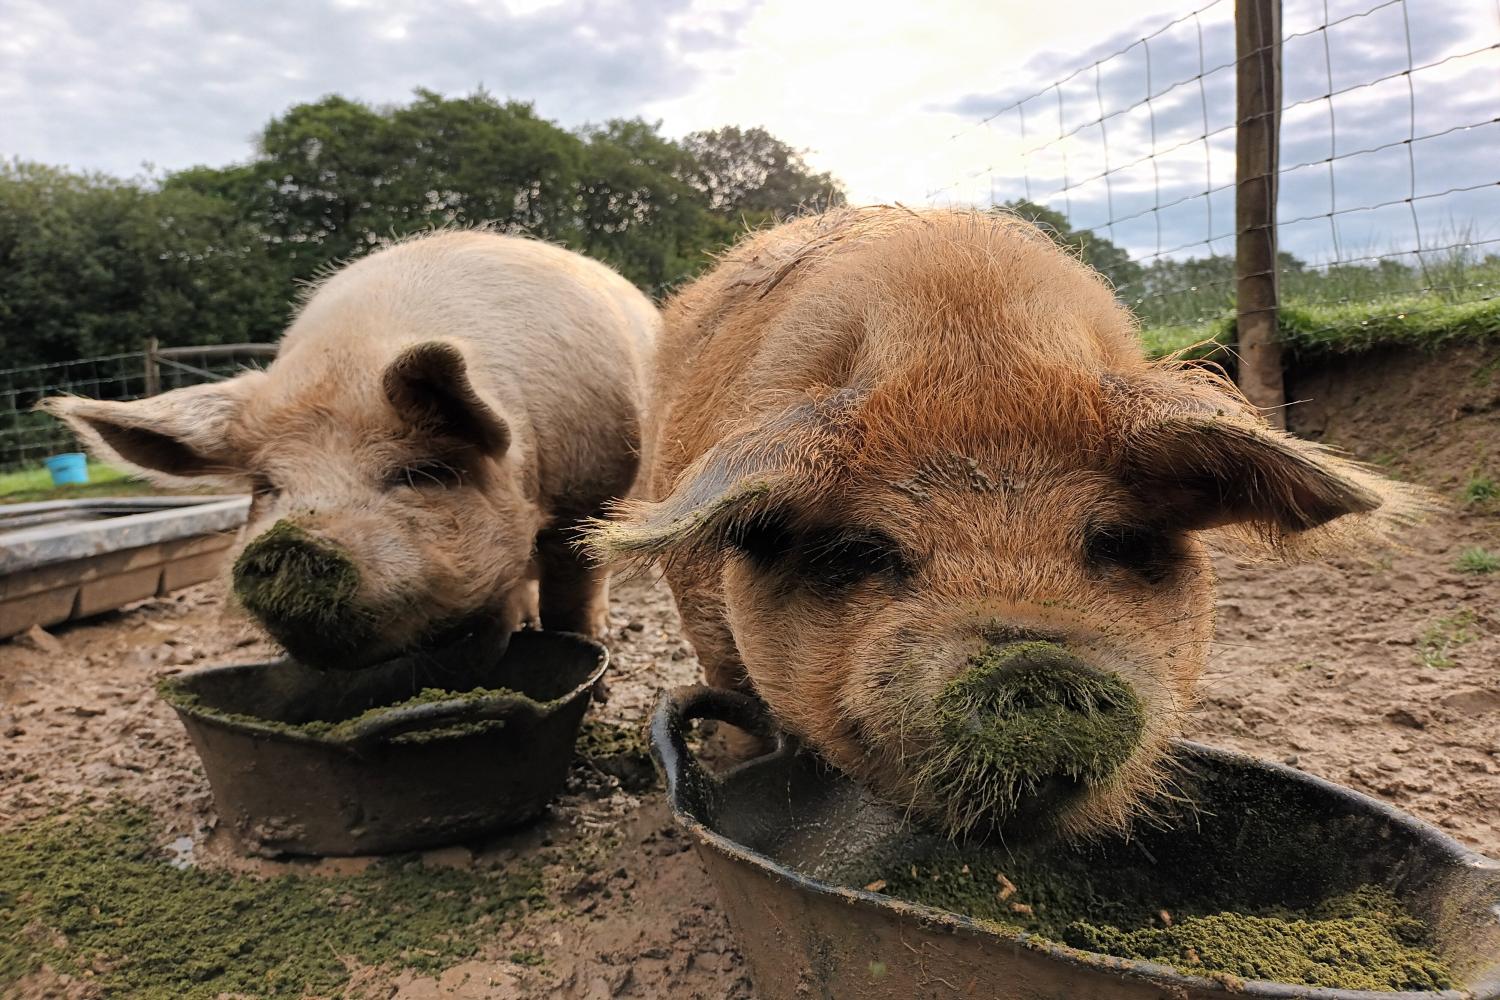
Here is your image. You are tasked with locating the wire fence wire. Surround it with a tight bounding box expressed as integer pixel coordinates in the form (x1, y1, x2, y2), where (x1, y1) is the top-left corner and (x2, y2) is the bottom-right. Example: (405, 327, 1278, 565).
(0, 347, 271, 472)
(925, 0, 1500, 351)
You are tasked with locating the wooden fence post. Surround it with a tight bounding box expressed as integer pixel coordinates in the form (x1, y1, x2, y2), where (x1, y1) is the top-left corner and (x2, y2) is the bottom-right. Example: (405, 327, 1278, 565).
(1235, 0, 1286, 427)
(143, 338, 161, 397)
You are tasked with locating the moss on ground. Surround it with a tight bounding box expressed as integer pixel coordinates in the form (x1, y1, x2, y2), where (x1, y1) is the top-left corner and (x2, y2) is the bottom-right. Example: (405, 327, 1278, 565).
(927, 642, 1143, 825)
(574, 718, 648, 760)
(873, 853, 1452, 992)
(575, 718, 657, 790)
(0, 805, 543, 999)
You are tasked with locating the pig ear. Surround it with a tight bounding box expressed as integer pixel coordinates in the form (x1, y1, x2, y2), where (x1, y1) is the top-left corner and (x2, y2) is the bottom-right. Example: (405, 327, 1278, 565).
(38, 374, 263, 484)
(587, 390, 859, 565)
(383, 340, 510, 453)
(1121, 409, 1429, 554)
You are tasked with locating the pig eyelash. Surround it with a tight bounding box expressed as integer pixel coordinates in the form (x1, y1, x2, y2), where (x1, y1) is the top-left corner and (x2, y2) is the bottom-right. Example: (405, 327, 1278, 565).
(723, 510, 912, 594)
(799, 527, 912, 591)
(721, 510, 796, 572)
(388, 460, 465, 490)
(1084, 523, 1179, 584)
(249, 477, 281, 500)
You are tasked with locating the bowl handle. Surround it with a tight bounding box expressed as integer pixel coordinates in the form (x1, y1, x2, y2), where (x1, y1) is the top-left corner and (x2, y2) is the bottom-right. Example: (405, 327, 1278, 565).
(651, 684, 783, 804)
(337, 693, 545, 747)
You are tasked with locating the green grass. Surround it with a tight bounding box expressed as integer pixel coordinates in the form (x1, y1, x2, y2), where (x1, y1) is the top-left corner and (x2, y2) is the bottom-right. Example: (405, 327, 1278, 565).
(1138, 245, 1500, 362)
(0, 460, 128, 494)
(1464, 476, 1498, 507)
(0, 461, 212, 503)
(1417, 610, 1479, 669)
(1140, 296, 1500, 363)
(1456, 547, 1500, 575)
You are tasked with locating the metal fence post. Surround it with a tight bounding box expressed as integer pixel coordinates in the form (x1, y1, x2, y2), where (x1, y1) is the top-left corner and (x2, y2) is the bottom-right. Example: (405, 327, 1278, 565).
(143, 338, 161, 397)
(1235, 0, 1285, 427)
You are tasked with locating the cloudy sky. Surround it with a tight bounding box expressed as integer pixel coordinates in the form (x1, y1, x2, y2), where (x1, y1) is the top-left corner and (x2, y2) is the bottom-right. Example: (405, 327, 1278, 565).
(3, 0, 1496, 266)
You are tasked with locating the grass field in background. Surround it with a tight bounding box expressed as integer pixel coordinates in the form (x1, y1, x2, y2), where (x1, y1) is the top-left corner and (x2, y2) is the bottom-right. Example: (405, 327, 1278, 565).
(0, 461, 210, 504)
(1140, 295, 1500, 362)
(1137, 246, 1500, 362)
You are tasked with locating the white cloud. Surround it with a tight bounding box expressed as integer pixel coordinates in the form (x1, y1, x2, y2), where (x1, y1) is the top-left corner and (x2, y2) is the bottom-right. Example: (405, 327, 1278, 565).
(0, 0, 753, 176)
(2, 0, 1494, 265)
(644, 0, 1197, 203)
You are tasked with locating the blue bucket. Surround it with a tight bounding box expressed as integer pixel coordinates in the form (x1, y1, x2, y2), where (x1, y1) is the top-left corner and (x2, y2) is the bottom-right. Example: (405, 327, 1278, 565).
(44, 452, 89, 486)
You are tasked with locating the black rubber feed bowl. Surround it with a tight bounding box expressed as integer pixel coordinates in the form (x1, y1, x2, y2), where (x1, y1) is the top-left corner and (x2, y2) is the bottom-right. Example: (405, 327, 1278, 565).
(161, 630, 607, 856)
(653, 686, 1500, 1000)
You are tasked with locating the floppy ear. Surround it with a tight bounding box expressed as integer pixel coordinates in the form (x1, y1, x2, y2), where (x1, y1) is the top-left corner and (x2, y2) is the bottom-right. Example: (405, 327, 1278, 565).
(1123, 415, 1383, 533)
(587, 390, 859, 566)
(383, 340, 510, 453)
(1117, 374, 1431, 554)
(38, 373, 265, 484)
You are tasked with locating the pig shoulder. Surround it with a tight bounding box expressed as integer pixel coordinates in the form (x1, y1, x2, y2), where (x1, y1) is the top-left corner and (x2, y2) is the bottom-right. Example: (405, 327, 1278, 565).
(445, 235, 660, 512)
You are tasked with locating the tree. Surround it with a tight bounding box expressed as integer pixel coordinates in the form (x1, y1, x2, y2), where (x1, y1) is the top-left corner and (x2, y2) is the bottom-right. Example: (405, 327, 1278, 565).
(244, 95, 397, 275)
(381, 91, 584, 237)
(575, 119, 734, 291)
(999, 199, 1142, 294)
(172, 95, 845, 296)
(681, 127, 845, 223)
(0, 162, 286, 366)
(2, 91, 853, 374)
(171, 93, 590, 287)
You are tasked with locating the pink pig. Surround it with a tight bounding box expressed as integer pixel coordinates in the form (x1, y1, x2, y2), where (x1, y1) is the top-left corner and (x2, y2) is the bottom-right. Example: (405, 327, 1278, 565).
(45, 231, 658, 668)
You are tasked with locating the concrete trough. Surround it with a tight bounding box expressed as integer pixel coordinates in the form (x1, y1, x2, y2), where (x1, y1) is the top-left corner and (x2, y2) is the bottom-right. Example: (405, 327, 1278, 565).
(0, 496, 249, 639)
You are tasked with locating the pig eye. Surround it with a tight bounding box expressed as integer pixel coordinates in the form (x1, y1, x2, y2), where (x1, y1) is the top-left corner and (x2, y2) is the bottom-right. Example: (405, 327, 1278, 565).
(722, 512, 796, 571)
(725, 514, 909, 594)
(1085, 524, 1175, 583)
(249, 476, 281, 501)
(389, 460, 465, 490)
(798, 528, 910, 592)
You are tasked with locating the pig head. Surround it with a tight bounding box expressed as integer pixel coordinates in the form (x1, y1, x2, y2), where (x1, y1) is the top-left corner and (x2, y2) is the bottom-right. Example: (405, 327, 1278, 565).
(42, 338, 539, 669)
(594, 208, 1424, 838)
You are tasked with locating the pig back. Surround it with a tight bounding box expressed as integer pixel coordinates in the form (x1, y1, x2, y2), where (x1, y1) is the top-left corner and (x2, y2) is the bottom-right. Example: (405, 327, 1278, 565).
(648, 209, 1143, 501)
(281, 231, 660, 512)
(453, 236, 660, 511)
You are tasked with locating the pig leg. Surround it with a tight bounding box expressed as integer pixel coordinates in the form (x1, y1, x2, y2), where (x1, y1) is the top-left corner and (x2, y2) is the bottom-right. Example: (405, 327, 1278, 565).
(503, 558, 542, 631)
(536, 527, 612, 638)
(663, 560, 753, 693)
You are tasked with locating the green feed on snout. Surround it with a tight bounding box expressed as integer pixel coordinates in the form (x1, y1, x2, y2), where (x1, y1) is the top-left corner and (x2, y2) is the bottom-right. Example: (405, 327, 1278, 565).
(928, 642, 1145, 818)
(0, 806, 543, 999)
(233, 521, 364, 632)
(874, 856, 1452, 992)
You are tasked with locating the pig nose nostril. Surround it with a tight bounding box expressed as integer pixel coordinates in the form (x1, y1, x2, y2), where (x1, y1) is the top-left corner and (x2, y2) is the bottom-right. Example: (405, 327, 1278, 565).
(979, 624, 1065, 647)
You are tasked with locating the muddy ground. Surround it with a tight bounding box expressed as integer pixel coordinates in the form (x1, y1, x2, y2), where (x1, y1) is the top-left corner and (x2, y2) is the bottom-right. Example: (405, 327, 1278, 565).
(2, 343, 1497, 999)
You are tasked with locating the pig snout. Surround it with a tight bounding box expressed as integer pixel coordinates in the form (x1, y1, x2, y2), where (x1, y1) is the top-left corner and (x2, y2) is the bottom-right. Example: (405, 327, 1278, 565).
(919, 639, 1146, 831)
(232, 520, 376, 668)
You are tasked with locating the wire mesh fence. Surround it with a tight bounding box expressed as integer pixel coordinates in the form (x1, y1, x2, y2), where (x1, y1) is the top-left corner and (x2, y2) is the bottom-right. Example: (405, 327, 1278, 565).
(0, 345, 274, 473)
(925, 0, 1500, 362)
